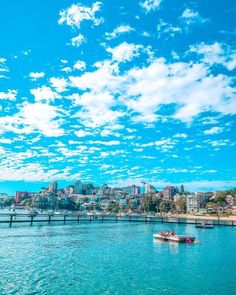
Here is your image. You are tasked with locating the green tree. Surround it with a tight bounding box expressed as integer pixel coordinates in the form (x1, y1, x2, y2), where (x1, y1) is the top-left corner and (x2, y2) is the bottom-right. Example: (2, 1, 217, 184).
(159, 200, 174, 213)
(175, 198, 186, 213)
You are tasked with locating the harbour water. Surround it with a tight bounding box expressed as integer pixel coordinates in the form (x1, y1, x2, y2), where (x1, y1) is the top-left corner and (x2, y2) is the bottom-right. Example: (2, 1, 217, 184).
(0, 222, 235, 295)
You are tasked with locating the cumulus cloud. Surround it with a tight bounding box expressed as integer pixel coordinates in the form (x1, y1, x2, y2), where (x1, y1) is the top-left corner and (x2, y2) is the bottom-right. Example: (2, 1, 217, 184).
(122, 58, 235, 122)
(106, 42, 143, 62)
(189, 42, 236, 71)
(70, 34, 86, 47)
(50, 77, 68, 92)
(157, 20, 182, 38)
(203, 127, 224, 135)
(73, 60, 86, 70)
(0, 102, 64, 137)
(105, 25, 134, 40)
(140, 0, 162, 13)
(75, 130, 92, 137)
(72, 91, 123, 127)
(0, 90, 17, 101)
(174, 133, 188, 138)
(58, 2, 103, 29)
(29, 72, 45, 80)
(67, 47, 235, 125)
(30, 86, 60, 103)
(180, 8, 209, 26)
(88, 140, 120, 146)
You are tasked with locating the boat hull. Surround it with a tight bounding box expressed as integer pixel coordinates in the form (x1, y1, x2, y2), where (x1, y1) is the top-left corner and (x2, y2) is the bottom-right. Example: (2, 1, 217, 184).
(153, 234, 195, 243)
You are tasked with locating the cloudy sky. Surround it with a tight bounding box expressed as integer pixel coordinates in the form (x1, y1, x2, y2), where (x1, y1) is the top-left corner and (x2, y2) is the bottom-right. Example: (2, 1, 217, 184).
(0, 0, 235, 194)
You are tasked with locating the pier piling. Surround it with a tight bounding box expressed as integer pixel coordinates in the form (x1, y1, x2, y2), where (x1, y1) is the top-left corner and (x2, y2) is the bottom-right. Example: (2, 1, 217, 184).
(30, 215, 33, 226)
(9, 214, 13, 227)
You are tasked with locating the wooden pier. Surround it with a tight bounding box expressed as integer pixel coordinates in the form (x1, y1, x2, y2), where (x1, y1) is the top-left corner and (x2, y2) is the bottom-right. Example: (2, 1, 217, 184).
(0, 213, 235, 227)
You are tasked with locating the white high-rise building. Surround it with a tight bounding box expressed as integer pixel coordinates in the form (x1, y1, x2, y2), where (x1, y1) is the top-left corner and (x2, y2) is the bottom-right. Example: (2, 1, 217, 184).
(186, 193, 207, 213)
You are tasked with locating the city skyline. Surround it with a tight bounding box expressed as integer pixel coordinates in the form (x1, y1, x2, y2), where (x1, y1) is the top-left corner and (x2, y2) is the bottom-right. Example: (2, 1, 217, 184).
(0, 0, 236, 194)
(0, 178, 234, 196)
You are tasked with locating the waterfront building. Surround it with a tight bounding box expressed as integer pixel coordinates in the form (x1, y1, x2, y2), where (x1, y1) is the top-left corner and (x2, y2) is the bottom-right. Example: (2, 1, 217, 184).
(186, 193, 208, 213)
(163, 186, 176, 200)
(82, 183, 95, 195)
(122, 185, 140, 195)
(119, 199, 127, 209)
(74, 180, 83, 194)
(112, 187, 122, 195)
(49, 181, 58, 193)
(66, 185, 74, 194)
(145, 185, 155, 194)
(180, 184, 185, 194)
(15, 191, 37, 204)
(99, 184, 111, 195)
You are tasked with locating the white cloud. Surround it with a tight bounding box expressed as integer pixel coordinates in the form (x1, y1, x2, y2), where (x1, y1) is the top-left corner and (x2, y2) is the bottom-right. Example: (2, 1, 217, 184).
(69, 60, 121, 93)
(58, 2, 103, 29)
(50, 77, 68, 92)
(0, 58, 7, 63)
(189, 42, 236, 71)
(30, 86, 60, 103)
(174, 133, 188, 138)
(105, 25, 134, 40)
(206, 139, 230, 147)
(73, 60, 86, 70)
(75, 130, 92, 137)
(61, 67, 72, 73)
(203, 126, 224, 135)
(0, 90, 17, 101)
(157, 20, 182, 38)
(29, 72, 45, 80)
(106, 42, 143, 62)
(180, 8, 209, 26)
(140, 0, 162, 13)
(71, 91, 123, 127)
(88, 140, 120, 146)
(22, 50, 31, 56)
(0, 102, 64, 137)
(0, 138, 12, 144)
(71, 34, 86, 47)
(68, 51, 236, 126)
(122, 58, 236, 122)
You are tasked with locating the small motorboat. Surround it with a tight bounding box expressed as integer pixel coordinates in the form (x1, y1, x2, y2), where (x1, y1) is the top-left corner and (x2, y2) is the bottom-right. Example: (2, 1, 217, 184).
(153, 233, 195, 243)
(196, 224, 214, 229)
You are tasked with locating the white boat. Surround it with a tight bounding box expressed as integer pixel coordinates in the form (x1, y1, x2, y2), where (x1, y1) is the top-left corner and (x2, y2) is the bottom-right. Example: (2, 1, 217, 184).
(153, 233, 195, 243)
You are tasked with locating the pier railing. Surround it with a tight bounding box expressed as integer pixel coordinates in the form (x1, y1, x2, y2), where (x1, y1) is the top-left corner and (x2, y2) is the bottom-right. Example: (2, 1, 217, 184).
(0, 213, 235, 227)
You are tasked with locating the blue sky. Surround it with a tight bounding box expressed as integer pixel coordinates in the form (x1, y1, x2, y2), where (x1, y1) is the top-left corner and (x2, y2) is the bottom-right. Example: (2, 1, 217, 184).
(0, 0, 235, 195)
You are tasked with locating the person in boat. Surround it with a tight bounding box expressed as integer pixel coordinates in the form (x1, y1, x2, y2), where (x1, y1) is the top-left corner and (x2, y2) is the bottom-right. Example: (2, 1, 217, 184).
(170, 229, 175, 236)
(163, 231, 169, 237)
(159, 231, 168, 237)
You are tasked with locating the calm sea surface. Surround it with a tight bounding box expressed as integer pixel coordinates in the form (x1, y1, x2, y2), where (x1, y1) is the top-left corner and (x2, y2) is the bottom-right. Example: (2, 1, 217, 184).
(0, 222, 235, 295)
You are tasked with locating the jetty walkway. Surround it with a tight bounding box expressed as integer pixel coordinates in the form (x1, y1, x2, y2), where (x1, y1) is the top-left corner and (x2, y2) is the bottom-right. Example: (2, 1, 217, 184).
(0, 212, 235, 227)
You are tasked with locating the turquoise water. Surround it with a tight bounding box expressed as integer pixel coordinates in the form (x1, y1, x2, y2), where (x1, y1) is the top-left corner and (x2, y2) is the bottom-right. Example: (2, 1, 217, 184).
(0, 222, 235, 295)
